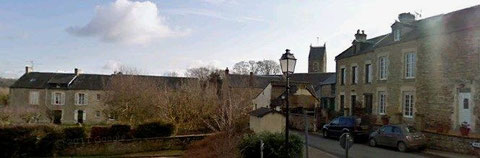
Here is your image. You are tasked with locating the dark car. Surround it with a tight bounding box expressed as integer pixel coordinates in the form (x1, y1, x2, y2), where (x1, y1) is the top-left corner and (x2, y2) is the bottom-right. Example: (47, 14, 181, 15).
(322, 116, 370, 140)
(369, 125, 427, 152)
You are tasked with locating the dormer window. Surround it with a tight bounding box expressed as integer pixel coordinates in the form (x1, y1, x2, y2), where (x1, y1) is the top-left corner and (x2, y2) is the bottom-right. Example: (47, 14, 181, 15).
(394, 29, 401, 41)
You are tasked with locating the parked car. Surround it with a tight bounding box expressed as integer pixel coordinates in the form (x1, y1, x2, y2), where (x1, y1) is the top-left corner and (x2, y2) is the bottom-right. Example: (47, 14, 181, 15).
(322, 116, 370, 140)
(369, 124, 426, 152)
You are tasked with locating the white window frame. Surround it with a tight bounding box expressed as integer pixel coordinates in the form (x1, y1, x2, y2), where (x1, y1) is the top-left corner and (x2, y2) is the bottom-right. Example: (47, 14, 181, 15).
(75, 93, 88, 105)
(52, 92, 65, 105)
(365, 64, 372, 83)
(378, 91, 386, 115)
(29, 91, 39, 105)
(394, 29, 401, 41)
(74, 109, 87, 123)
(352, 66, 358, 84)
(379, 57, 388, 80)
(403, 92, 414, 118)
(405, 52, 416, 79)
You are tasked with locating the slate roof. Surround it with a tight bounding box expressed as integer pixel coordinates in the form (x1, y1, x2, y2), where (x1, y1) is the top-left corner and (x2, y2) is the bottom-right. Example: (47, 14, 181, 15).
(335, 5, 480, 61)
(10, 72, 196, 90)
(249, 107, 282, 117)
(226, 74, 281, 88)
(309, 46, 326, 60)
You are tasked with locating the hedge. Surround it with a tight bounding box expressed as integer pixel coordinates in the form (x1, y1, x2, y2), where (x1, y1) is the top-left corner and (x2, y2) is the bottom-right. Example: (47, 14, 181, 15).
(0, 127, 37, 157)
(63, 127, 86, 140)
(90, 126, 110, 139)
(109, 124, 131, 139)
(238, 132, 303, 158)
(134, 122, 175, 138)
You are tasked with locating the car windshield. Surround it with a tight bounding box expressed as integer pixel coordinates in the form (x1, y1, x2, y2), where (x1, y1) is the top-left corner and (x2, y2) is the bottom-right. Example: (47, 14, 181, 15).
(404, 126, 417, 133)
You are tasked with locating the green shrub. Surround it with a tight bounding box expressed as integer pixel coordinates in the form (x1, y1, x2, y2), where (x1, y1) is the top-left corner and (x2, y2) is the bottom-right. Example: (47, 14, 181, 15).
(63, 127, 86, 140)
(35, 131, 65, 157)
(109, 124, 131, 139)
(238, 132, 303, 158)
(0, 126, 37, 157)
(134, 122, 175, 138)
(90, 126, 110, 139)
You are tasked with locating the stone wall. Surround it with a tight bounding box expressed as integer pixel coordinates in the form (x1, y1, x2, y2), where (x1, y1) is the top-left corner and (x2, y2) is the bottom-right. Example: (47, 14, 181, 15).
(290, 113, 316, 132)
(60, 135, 208, 156)
(424, 131, 478, 155)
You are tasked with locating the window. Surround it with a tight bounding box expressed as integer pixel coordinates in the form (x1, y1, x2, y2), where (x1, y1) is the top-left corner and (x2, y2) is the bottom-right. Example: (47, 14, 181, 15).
(96, 111, 101, 118)
(379, 57, 388, 80)
(96, 94, 101, 100)
(403, 92, 414, 117)
(394, 29, 401, 41)
(340, 68, 346, 85)
(464, 98, 469, 109)
(52, 92, 64, 105)
(29, 91, 39, 105)
(351, 95, 357, 111)
(393, 127, 402, 134)
(74, 110, 86, 124)
(378, 91, 386, 114)
(405, 53, 416, 78)
(75, 93, 87, 105)
(352, 66, 358, 84)
(340, 95, 345, 111)
(365, 64, 372, 83)
(331, 118, 340, 125)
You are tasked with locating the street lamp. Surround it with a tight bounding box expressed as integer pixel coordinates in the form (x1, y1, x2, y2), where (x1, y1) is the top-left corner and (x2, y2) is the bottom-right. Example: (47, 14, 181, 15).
(279, 49, 297, 148)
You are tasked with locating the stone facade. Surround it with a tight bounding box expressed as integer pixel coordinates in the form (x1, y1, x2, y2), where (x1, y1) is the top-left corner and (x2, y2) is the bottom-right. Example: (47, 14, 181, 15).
(336, 6, 480, 137)
(9, 88, 106, 124)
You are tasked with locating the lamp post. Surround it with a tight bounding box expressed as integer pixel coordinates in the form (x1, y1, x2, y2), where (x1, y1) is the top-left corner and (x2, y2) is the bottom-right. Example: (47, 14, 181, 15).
(279, 49, 297, 148)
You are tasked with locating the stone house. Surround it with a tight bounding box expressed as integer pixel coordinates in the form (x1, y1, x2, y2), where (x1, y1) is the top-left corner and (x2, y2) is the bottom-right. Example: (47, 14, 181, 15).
(335, 5, 480, 136)
(8, 67, 194, 124)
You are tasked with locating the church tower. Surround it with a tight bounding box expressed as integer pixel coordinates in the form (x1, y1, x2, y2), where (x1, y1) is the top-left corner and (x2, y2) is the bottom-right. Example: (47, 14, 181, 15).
(308, 43, 327, 73)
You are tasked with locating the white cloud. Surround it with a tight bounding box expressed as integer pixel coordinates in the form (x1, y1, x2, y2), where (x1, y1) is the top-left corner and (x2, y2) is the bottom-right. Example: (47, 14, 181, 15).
(102, 60, 122, 71)
(66, 0, 188, 44)
(165, 8, 265, 23)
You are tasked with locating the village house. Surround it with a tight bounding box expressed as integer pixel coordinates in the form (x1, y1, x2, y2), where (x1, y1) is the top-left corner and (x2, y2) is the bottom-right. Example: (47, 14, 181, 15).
(335, 5, 480, 153)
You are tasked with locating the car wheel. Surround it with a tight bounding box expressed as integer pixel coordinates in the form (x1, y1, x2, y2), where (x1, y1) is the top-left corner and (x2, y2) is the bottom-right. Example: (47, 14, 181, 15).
(323, 130, 329, 138)
(369, 138, 376, 147)
(397, 142, 407, 152)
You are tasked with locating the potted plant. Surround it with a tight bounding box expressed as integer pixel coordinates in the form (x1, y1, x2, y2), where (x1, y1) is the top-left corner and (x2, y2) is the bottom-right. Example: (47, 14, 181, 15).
(381, 115, 390, 125)
(460, 121, 471, 136)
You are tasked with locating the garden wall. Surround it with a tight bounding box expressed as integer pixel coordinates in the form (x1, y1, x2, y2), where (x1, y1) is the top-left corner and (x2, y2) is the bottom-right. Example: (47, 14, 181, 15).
(424, 131, 479, 155)
(60, 134, 209, 156)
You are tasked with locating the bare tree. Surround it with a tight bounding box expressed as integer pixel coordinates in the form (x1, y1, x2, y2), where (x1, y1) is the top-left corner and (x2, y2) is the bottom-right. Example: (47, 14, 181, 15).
(185, 66, 219, 80)
(163, 71, 179, 77)
(232, 59, 281, 75)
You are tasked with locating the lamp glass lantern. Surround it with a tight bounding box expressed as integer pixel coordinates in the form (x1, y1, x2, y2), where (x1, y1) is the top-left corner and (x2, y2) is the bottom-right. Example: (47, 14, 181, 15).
(279, 49, 297, 75)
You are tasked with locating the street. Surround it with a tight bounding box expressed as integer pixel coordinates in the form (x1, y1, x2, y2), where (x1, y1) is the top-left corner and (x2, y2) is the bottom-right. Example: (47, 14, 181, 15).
(292, 131, 435, 158)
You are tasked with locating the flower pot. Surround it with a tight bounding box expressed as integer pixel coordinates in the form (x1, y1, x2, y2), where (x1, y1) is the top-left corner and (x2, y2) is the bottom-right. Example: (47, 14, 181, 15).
(460, 127, 470, 136)
(381, 118, 389, 125)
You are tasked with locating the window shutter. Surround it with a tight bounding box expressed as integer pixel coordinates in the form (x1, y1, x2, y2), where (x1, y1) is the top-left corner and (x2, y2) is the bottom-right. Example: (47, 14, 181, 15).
(84, 94, 88, 105)
(74, 110, 78, 122)
(61, 93, 65, 105)
(83, 112, 86, 121)
(51, 93, 55, 105)
(75, 93, 79, 105)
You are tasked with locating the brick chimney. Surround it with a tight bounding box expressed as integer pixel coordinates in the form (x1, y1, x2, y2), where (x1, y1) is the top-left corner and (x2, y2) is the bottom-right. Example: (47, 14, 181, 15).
(398, 13, 415, 23)
(25, 66, 33, 74)
(354, 29, 367, 42)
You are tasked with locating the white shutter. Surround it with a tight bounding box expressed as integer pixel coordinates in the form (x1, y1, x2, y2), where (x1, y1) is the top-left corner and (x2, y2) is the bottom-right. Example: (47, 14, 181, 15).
(74, 110, 78, 122)
(83, 112, 86, 122)
(51, 92, 55, 105)
(84, 94, 88, 105)
(61, 93, 65, 105)
(75, 93, 78, 105)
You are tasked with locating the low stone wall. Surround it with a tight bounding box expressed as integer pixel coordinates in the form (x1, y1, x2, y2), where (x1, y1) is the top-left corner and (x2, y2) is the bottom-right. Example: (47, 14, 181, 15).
(424, 131, 478, 155)
(290, 114, 316, 132)
(60, 134, 209, 156)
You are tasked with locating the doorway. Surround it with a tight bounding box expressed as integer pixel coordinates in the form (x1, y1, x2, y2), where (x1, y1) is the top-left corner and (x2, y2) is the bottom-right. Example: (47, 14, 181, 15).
(77, 110, 84, 124)
(53, 110, 62, 124)
(458, 93, 472, 128)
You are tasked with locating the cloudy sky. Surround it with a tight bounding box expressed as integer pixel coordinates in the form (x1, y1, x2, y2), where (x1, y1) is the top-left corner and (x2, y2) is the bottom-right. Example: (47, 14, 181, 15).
(0, 0, 478, 78)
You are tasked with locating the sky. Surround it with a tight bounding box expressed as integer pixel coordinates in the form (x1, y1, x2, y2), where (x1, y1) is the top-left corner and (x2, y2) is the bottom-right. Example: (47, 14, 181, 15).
(0, 0, 479, 78)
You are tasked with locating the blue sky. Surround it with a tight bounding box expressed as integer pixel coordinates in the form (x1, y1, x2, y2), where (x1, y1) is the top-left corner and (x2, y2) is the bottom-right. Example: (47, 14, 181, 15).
(0, 0, 478, 78)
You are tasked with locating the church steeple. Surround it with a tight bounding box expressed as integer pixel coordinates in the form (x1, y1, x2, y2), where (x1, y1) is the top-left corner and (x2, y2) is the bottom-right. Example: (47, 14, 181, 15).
(308, 43, 326, 73)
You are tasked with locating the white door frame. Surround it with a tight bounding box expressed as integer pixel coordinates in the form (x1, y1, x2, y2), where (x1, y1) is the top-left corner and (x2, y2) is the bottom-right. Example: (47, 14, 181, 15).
(458, 92, 473, 130)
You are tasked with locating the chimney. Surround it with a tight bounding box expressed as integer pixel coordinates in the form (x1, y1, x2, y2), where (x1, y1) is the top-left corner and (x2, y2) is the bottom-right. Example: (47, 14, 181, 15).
(25, 66, 33, 74)
(225, 67, 229, 75)
(74, 68, 82, 75)
(354, 29, 367, 42)
(398, 13, 415, 23)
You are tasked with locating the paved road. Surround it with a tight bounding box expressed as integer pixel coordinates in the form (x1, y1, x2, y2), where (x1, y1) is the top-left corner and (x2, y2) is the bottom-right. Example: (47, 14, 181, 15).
(292, 131, 436, 158)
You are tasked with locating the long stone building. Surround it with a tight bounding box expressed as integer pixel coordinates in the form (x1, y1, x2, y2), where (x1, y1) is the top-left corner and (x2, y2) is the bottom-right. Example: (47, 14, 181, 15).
(335, 5, 480, 136)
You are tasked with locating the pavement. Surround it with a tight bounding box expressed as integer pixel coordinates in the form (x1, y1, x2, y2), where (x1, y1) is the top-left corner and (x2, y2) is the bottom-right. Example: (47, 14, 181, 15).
(293, 130, 477, 158)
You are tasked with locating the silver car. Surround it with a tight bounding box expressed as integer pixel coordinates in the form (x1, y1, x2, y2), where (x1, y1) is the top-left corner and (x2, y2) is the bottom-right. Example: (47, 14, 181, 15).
(369, 125, 427, 152)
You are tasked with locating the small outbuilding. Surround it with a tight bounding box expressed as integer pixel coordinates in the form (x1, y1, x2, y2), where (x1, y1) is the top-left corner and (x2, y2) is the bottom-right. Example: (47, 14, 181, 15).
(249, 107, 285, 133)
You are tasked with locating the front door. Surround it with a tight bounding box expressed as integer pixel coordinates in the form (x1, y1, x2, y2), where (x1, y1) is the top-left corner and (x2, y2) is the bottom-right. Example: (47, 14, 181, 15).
(458, 93, 472, 127)
(77, 110, 84, 124)
(53, 110, 62, 124)
(364, 94, 373, 114)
